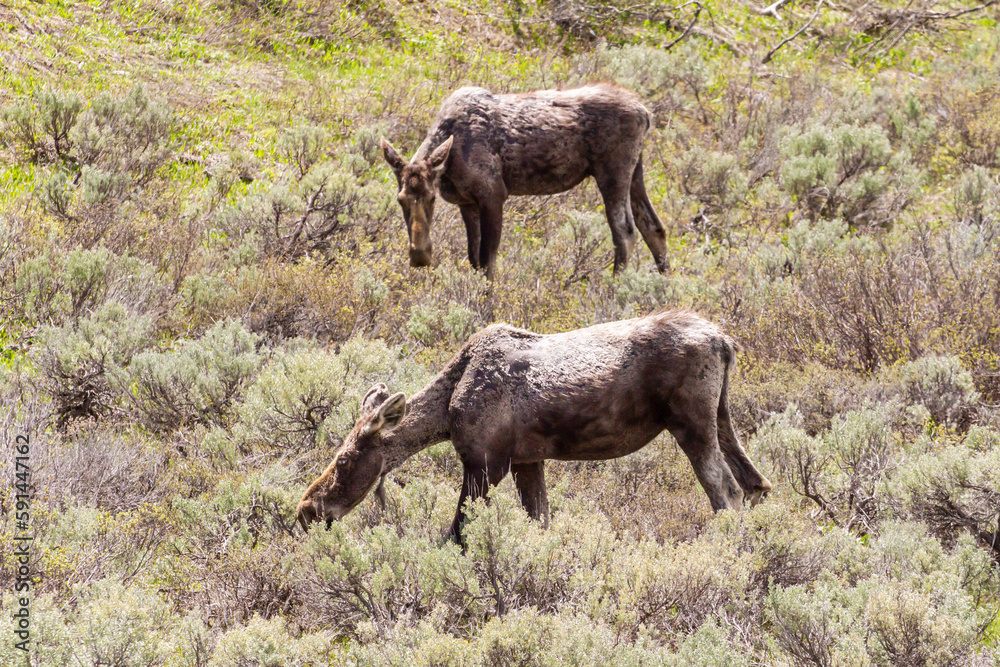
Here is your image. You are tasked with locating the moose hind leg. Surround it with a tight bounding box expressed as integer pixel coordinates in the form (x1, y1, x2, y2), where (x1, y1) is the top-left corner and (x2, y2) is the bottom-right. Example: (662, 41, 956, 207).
(670, 423, 744, 512)
(594, 172, 638, 274)
(715, 352, 772, 506)
(511, 461, 550, 528)
(717, 406, 772, 506)
(630, 154, 669, 274)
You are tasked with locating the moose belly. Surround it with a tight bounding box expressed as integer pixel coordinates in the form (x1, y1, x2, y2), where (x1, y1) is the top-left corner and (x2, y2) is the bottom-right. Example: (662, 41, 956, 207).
(500, 131, 592, 196)
(513, 404, 664, 463)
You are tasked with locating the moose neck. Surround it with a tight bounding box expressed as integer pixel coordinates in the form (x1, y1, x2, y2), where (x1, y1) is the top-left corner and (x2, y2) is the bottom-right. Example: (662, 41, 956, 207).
(381, 376, 453, 469)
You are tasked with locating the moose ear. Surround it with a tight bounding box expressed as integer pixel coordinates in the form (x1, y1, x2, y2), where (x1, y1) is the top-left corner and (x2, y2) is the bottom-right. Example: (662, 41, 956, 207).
(362, 383, 390, 411)
(428, 136, 453, 177)
(381, 137, 406, 174)
(375, 392, 407, 431)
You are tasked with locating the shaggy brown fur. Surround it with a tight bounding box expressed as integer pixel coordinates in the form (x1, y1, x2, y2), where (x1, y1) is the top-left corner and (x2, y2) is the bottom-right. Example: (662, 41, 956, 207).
(297, 311, 772, 540)
(381, 83, 670, 278)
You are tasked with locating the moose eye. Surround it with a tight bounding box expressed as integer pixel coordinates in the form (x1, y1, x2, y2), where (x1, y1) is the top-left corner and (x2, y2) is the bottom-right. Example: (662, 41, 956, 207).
(338, 458, 349, 467)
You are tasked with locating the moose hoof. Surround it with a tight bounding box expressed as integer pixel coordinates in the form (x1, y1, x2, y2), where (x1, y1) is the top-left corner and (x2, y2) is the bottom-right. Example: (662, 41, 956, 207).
(409, 249, 433, 267)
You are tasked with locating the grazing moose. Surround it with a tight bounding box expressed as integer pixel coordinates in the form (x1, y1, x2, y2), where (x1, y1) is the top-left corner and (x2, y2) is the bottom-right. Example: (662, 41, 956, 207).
(297, 310, 772, 541)
(380, 83, 670, 279)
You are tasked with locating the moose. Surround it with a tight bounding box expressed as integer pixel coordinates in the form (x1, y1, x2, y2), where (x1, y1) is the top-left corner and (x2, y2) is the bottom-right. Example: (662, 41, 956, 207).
(380, 83, 670, 279)
(297, 310, 772, 540)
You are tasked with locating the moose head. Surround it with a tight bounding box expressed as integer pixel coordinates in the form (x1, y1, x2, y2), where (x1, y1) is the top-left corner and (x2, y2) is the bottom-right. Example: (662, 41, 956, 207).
(380, 136, 453, 268)
(296, 384, 407, 531)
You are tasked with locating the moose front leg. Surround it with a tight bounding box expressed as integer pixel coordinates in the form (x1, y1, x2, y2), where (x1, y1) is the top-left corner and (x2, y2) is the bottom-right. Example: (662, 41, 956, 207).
(459, 204, 482, 270)
(670, 422, 744, 512)
(478, 198, 505, 280)
(449, 458, 510, 544)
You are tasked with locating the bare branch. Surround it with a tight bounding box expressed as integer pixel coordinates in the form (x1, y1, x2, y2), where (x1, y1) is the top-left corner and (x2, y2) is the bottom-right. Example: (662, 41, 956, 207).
(919, 0, 1000, 21)
(763, 0, 824, 64)
(664, 2, 702, 50)
(756, 0, 792, 18)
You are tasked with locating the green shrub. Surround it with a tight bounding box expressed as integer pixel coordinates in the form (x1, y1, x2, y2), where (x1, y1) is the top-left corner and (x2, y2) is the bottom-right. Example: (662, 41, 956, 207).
(676, 147, 748, 217)
(32, 302, 153, 426)
(208, 615, 335, 667)
(343, 608, 751, 667)
(234, 336, 428, 456)
(766, 580, 869, 667)
(172, 464, 300, 553)
(164, 465, 303, 626)
(865, 579, 984, 666)
(890, 441, 1000, 558)
(70, 85, 172, 187)
(123, 319, 263, 431)
(884, 355, 980, 428)
(780, 121, 915, 229)
(406, 301, 479, 348)
(14, 245, 170, 327)
(279, 123, 328, 178)
(754, 405, 897, 532)
(293, 471, 473, 637)
(461, 483, 570, 618)
(1, 88, 83, 164)
(592, 41, 711, 107)
(219, 158, 395, 260)
(953, 166, 998, 227)
(30, 427, 166, 513)
(67, 580, 177, 666)
(0, 593, 75, 666)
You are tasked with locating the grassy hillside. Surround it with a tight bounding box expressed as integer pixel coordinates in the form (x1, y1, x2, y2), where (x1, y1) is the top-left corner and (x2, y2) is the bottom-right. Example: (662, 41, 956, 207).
(1, 0, 999, 664)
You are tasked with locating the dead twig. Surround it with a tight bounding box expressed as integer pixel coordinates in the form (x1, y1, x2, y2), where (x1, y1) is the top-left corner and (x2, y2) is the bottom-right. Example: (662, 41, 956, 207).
(854, 1, 1000, 59)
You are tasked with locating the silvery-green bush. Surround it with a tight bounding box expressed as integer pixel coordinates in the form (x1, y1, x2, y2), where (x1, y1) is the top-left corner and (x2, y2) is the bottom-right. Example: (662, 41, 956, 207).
(884, 355, 979, 428)
(889, 438, 1000, 557)
(218, 151, 395, 260)
(70, 85, 172, 187)
(753, 404, 897, 531)
(234, 336, 429, 455)
(123, 319, 263, 431)
(406, 301, 478, 348)
(780, 121, 915, 229)
(14, 246, 169, 326)
(0, 582, 177, 667)
(32, 301, 153, 425)
(1, 88, 83, 163)
(207, 615, 335, 667)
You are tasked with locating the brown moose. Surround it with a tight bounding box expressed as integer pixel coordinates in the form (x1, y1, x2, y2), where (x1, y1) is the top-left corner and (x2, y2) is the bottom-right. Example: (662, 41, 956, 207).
(297, 310, 772, 541)
(380, 83, 670, 279)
